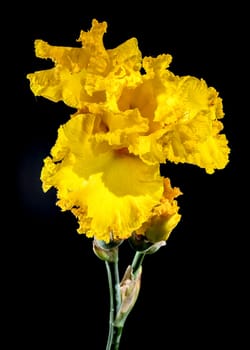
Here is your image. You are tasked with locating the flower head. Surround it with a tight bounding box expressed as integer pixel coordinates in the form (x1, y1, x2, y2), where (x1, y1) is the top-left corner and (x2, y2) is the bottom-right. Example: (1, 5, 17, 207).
(27, 18, 230, 243)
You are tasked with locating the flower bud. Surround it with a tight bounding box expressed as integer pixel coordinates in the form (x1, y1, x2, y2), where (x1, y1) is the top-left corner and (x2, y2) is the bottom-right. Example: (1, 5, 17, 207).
(93, 238, 122, 262)
(114, 265, 142, 327)
(144, 213, 181, 243)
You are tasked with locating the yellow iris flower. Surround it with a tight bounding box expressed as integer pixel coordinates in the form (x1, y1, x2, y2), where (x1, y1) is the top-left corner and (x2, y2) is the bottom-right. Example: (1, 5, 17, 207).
(27, 18, 230, 243)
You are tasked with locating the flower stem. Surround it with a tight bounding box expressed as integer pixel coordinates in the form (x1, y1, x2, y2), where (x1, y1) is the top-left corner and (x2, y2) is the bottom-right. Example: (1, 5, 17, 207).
(105, 249, 122, 350)
(111, 326, 123, 350)
(105, 260, 114, 350)
(132, 251, 146, 276)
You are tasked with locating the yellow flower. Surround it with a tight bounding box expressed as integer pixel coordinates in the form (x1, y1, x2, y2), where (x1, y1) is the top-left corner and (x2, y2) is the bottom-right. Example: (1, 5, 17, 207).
(27, 18, 230, 243)
(40, 113, 181, 242)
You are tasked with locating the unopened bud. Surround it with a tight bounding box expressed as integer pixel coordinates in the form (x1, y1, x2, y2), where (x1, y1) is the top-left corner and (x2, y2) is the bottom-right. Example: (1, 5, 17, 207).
(114, 265, 142, 327)
(144, 213, 181, 243)
(93, 239, 122, 262)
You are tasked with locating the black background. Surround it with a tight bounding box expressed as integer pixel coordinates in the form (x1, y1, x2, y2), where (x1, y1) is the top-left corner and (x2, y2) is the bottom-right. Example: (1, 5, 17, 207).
(7, 1, 247, 349)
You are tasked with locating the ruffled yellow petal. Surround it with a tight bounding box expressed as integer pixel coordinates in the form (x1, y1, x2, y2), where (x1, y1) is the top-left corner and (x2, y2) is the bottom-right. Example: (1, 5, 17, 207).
(26, 20, 108, 109)
(120, 65, 230, 172)
(41, 114, 164, 242)
(156, 76, 230, 173)
(27, 19, 142, 111)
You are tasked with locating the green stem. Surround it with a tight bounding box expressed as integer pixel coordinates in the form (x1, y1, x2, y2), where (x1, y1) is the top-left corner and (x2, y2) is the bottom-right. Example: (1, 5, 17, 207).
(132, 251, 146, 276)
(105, 249, 122, 350)
(114, 256, 121, 311)
(112, 255, 123, 350)
(105, 260, 115, 350)
(112, 326, 123, 350)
